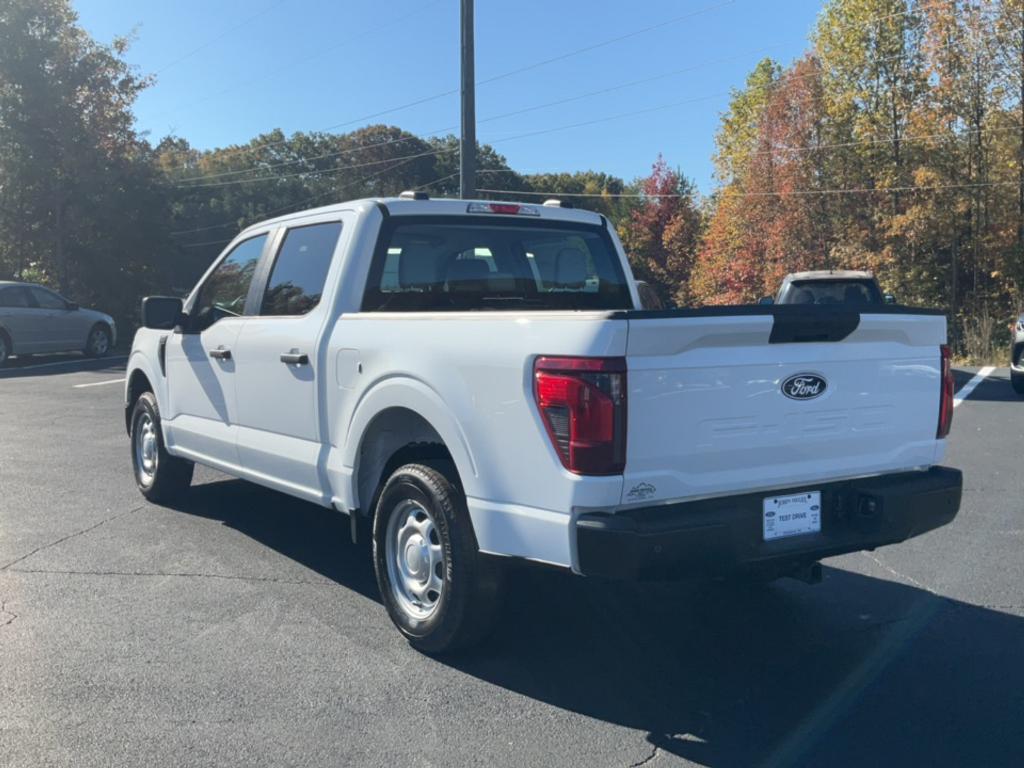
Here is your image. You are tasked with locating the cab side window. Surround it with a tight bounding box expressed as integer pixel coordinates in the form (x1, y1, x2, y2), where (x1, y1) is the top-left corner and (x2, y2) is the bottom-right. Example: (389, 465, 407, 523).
(260, 222, 341, 316)
(193, 234, 266, 332)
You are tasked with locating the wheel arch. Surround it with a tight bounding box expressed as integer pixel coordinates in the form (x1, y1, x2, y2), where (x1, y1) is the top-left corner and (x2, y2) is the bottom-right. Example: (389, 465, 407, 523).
(124, 353, 161, 434)
(342, 378, 478, 515)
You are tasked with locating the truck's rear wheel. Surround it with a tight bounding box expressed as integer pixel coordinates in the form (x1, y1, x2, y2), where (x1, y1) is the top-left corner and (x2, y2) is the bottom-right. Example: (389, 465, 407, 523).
(130, 392, 193, 502)
(372, 463, 501, 654)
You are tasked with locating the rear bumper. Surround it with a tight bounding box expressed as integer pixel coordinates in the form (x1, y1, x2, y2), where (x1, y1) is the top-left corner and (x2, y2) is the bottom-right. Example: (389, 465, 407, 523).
(576, 466, 962, 580)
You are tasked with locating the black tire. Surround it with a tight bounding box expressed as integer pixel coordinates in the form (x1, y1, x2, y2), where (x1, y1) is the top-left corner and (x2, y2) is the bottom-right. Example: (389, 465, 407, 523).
(85, 324, 112, 357)
(130, 392, 193, 502)
(1012, 370, 1024, 397)
(372, 463, 502, 654)
(0, 331, 9, 368)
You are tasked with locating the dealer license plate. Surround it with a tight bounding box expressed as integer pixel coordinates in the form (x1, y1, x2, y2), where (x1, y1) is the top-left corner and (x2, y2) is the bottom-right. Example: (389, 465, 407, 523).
(763, 491, 821, 541)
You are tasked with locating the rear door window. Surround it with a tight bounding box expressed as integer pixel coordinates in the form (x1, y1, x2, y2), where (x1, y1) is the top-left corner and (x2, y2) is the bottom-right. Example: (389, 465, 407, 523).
(362, 217, 632, 311)
(260, 222, 341, 316)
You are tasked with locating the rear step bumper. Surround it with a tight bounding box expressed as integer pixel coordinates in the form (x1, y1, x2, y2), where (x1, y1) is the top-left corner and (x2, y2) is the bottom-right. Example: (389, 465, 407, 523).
(575, 466, 962, 580)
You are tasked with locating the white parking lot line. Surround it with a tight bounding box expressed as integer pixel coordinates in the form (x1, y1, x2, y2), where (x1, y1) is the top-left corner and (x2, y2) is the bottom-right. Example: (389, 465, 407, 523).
(953, 366, 995, 408)
(72, 378, 126, 389)
(2, 355, 127, 373)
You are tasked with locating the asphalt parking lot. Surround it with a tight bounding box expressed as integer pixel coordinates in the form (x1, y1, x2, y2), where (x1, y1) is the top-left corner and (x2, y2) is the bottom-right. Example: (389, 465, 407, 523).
(1, 356, 1021, 767)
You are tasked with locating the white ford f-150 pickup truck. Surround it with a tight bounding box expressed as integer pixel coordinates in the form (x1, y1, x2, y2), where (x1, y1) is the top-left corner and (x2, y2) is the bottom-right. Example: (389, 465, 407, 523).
(126, 194, 961, 652)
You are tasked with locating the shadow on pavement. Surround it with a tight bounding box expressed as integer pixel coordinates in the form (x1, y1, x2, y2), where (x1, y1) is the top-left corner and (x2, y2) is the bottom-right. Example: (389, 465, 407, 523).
(168, 478, 380, 602)
(0, 352, 127, 379)
(456, 566, 1023, 767)
(169, 477, 1022, 767)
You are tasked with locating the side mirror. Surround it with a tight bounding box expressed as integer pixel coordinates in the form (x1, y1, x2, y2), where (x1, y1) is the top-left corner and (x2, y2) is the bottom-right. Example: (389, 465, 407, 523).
(884, 293, 896, 305)
(141, 296, 184, 330)
(65, 301, 79, 311)
(758, 296, 775, 305)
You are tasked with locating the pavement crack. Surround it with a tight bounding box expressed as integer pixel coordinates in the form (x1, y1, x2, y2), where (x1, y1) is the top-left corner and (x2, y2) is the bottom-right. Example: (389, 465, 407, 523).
(0, 600, 17, 629)
(0, 505, 144, 571)
(8, 566, 334, 587)
(860, 551, 934, 594)
(629, 743, 659, 767)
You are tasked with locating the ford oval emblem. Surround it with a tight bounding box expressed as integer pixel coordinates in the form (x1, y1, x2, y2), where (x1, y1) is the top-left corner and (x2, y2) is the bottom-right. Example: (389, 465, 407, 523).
(781, 373, 827, 400)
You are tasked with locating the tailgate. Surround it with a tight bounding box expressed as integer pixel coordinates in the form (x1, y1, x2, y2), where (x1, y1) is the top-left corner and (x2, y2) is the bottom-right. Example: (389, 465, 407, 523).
(620, 307, 946, 506)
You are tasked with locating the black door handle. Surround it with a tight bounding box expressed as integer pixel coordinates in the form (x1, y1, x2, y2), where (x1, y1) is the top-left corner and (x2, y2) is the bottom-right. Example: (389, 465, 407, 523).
(280, 352, 309, 365)
(209, 347, 231, 360)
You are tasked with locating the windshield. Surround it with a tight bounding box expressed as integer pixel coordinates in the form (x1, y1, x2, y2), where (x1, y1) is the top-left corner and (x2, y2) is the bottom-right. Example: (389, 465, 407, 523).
(362, 216, 634, 312)
(778, 279, 882, 306)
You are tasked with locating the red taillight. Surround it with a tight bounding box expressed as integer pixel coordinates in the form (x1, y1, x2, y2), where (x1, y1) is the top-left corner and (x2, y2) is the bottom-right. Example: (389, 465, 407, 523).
(533, 356, 627, 475)
(938, 344, 954, 438)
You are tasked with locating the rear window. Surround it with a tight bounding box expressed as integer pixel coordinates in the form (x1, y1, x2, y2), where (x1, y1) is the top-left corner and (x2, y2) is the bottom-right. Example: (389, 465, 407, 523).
(779, 279, 882, 306)
(361, 216, 633, 312)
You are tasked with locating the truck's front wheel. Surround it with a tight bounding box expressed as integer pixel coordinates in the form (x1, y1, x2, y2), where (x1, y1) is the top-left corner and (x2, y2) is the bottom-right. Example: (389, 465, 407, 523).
(372, 463, 501, 654)
(130, 392, 194, 503)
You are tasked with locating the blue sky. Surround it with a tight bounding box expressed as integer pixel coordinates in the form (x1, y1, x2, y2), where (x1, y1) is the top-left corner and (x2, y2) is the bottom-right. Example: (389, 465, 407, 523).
(74, 0, 824, 193)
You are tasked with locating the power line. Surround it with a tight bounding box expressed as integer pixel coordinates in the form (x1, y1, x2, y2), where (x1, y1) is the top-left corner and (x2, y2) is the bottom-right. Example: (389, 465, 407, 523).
(755, 125, 1021, 157)
(179, 236, 236, 249)
(152, 0, 444, 116)
(178, 90, 731, 192)
(174, 89, 1021, 194)
(412, 166, 520, 194)
(475, 0, 735, 87)
(177, 146, 457, 190)
(180, 174, 1024, 245)
(174, 128, 456, 185)
(167, 0, 1007, 185)
(152, 0, 287, 75)
(167, 0, 737, 168)
(174, 40, 785, 187)
(175, 17, 1004, 188)
(175, 150, 439, 240)
(480, 180, 1024, 200)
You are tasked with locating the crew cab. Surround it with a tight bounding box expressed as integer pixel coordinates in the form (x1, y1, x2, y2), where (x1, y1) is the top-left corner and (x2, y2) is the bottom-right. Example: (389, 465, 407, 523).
(125, 195, 962, 653)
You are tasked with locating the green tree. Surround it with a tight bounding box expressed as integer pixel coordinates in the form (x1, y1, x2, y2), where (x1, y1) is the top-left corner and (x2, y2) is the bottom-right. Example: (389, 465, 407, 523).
(0, 0, 164, 327)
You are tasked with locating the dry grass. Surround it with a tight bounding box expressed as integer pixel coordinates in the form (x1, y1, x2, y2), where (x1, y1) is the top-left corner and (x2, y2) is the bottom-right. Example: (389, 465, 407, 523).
(956, 309, 1007, 366)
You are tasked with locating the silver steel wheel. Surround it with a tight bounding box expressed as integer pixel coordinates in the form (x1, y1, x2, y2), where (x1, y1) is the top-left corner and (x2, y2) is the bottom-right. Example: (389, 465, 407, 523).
(89, 327, 110, 355)
(134, 412, 158, 487)
(385, 498, 445, 621)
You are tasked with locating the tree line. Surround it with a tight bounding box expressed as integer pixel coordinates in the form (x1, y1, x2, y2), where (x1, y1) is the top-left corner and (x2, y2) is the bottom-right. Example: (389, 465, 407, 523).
(1, 0, 1022, 359)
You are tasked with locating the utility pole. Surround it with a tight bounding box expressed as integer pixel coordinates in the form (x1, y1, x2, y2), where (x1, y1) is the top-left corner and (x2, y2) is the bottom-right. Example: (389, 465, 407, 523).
(460, 0, 476, 199)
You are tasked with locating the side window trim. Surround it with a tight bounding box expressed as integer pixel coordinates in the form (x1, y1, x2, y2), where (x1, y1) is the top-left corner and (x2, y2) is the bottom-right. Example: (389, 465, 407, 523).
(243, 225, 284, 316)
